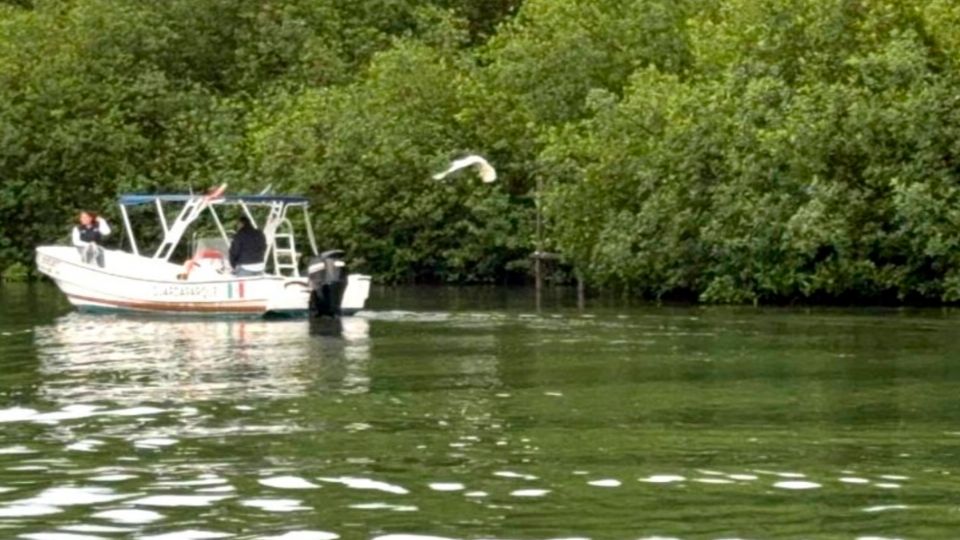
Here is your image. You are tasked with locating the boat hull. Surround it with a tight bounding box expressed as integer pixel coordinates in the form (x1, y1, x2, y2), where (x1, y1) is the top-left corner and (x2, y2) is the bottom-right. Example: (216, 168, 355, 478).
(36, 246, 369, 317)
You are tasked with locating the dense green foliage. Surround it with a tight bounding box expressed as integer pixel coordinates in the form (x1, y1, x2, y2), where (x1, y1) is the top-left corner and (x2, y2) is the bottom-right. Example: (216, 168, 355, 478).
(2, 0, 960, 302)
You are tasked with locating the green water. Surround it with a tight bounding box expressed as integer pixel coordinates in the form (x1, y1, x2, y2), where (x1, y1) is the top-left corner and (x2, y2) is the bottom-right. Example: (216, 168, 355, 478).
(1, 283, 960, 539)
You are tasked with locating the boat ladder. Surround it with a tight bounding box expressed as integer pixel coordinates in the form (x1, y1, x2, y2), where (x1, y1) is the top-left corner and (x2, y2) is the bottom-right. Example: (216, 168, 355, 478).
(262, 201, 299, 276)
(272, 219, 299, 276)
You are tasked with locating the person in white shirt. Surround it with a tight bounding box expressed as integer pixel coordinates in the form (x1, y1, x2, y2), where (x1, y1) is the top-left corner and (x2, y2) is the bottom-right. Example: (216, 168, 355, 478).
(72, 210, 111, 267)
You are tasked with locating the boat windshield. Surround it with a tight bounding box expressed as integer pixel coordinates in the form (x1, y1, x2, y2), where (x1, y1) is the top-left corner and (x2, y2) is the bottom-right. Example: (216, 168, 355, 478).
(192, 237, 229, 259)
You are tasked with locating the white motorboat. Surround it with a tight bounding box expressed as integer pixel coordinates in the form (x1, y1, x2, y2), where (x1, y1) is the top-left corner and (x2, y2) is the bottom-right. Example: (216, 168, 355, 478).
(35, 189, 370, 317)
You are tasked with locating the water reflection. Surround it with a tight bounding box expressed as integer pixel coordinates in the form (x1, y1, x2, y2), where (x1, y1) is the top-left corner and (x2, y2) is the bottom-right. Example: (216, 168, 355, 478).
(33, 314, 371, 404)
(6, 287, 960, 538)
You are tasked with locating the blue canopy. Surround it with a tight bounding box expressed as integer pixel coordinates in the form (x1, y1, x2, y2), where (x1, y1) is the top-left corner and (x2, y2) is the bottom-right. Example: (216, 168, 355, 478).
(118, 194, 310, 206)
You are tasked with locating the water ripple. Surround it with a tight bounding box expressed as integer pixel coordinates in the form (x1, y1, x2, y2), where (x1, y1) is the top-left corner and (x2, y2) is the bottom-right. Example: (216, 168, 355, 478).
(639, 475, 685, 484)
(138, 531, 233, 540)
(21, 533, 110, 540)
(349, 502, 418, 512)
(0, 503, 62, 517)
(428, 482, 464, 492)
(510, 489, 550, 497)
(773, 481, 821, 490)
(92, 508, 164, 524)
(131, 495, 231, 507)
(864, 505, 910, 513)
(240, 498, 309, 512)
(587, 479, 621, 487)
(493, 471, 537, 481)
(259, 532, 340, 540)
(259, 476, 320, 490)
(318, 476, 409, 495)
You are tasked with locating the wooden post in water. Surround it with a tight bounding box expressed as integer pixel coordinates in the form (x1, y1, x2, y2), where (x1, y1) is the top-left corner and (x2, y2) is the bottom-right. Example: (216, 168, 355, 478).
(535, 256, 542, 311)
(535, 174, 543, 311)
(532, 174, 562, 311)
(577, 272, 585, 311)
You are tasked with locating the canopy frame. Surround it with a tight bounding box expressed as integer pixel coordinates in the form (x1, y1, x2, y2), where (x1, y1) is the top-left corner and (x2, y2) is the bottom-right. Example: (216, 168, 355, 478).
(115, 192, 315, 276)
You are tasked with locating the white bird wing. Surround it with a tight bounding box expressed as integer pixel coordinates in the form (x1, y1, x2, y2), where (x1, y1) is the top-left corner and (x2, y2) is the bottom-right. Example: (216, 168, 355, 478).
(477, 161, 497, 183)
(432, 155, 497, 182)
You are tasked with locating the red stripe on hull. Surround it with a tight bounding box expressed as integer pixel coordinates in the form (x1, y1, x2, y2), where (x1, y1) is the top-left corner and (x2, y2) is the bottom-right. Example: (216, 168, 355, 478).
(67, 293, 266, 313)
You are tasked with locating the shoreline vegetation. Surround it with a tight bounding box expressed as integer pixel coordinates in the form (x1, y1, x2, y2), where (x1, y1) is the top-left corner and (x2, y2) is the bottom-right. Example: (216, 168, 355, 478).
(2, 0, 960, 304)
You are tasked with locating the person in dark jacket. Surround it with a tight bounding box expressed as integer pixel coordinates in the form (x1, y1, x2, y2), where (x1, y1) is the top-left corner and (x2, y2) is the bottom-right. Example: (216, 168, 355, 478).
(72, 210, 111, 267)
(229, 216, 267, 276)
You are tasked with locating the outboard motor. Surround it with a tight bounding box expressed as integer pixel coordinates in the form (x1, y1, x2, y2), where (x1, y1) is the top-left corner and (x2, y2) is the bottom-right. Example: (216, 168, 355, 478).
(308, 250, 347, 318)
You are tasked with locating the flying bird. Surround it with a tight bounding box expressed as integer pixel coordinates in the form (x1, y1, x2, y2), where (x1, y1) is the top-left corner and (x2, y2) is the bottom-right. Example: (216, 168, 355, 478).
(433, 155, 497, 183)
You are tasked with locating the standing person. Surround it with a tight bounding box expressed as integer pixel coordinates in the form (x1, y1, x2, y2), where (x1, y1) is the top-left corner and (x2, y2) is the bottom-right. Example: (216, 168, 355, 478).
(72, 210, 111, 267)
(229, 216, 266, 276)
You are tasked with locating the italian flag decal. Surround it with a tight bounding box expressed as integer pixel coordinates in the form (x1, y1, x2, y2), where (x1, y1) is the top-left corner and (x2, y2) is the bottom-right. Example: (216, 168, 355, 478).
(227, 282, 246, 299)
